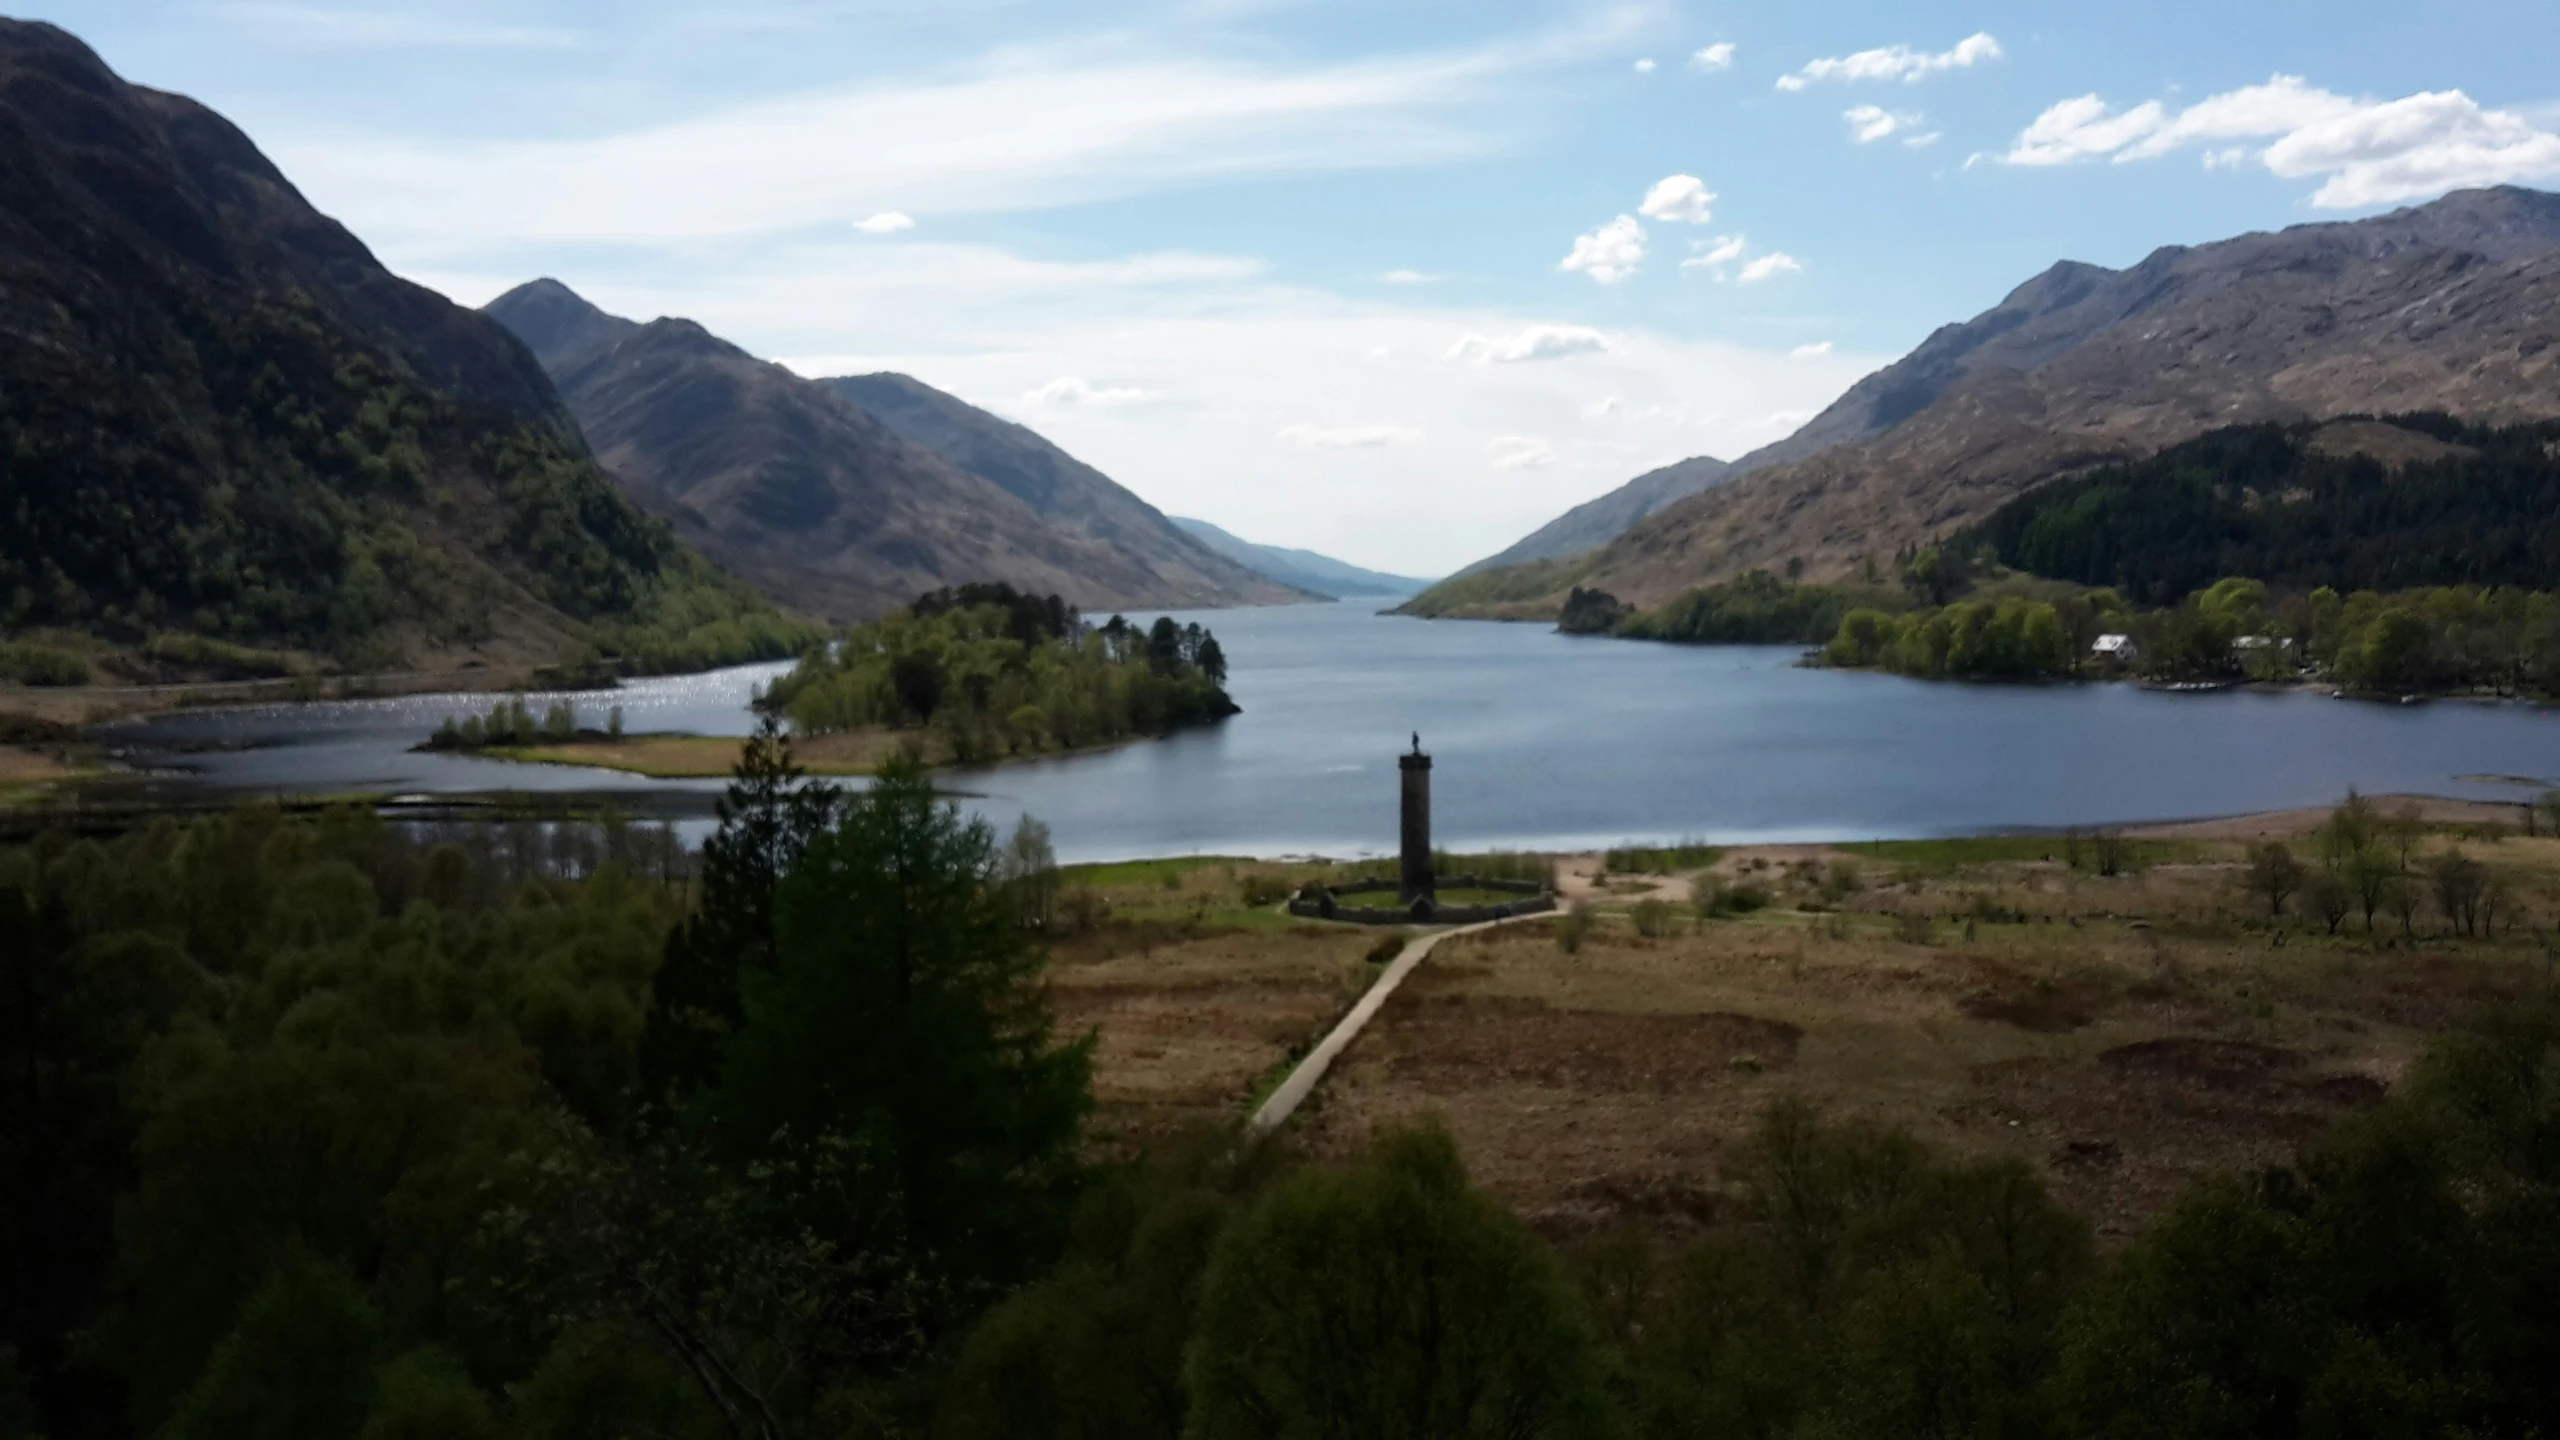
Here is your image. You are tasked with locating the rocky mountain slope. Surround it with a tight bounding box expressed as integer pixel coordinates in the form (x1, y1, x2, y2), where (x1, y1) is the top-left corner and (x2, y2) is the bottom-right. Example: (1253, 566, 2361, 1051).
(1168, 518, 1430, 598)
(1457, 454, 1732, 576)
(1411, 186, 2560, 617)
(822, 372, 1308, 608)
(486, 283, 1303, 620)
(0, 20, 790, 673)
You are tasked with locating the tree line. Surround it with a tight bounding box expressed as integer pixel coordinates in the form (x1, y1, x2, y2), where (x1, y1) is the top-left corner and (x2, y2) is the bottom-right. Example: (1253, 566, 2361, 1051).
(1969, 414, 2560, 604)
(765, 585, 1237, 763)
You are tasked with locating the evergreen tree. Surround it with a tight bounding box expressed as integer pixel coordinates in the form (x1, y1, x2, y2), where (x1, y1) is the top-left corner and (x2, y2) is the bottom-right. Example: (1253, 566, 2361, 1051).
(710, 758, 1093, 1309)
(638, 713, 841, 1104)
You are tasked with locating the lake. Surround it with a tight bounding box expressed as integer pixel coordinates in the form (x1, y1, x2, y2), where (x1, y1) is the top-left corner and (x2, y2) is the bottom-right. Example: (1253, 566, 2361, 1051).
(106, 601, 2560, 863)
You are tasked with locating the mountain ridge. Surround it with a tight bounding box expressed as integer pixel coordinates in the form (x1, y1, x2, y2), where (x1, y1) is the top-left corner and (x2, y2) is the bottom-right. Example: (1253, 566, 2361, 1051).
(484, 281, 1306, 619)
(1168, 518, 1431, 598)
(1407, 185, 2560, 618)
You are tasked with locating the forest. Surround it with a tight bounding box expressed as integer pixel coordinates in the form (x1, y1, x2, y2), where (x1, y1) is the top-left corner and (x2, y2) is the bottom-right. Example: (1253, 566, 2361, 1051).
(1969, 415, 2560, 605)
(765, 585, 1237, 762)
(9, 748, 2560, 1439)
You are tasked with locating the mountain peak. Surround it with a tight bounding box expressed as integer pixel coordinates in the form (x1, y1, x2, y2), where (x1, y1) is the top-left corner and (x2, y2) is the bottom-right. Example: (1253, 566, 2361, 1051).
(484, 278, 637, 370)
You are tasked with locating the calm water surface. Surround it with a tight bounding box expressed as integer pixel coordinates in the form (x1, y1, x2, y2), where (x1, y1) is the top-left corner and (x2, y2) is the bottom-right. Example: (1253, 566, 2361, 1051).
(109, 602, 2560, 862)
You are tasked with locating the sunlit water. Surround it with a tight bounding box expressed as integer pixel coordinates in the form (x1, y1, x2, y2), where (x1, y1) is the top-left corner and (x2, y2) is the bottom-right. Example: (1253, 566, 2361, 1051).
(106, 602, 2560, 863)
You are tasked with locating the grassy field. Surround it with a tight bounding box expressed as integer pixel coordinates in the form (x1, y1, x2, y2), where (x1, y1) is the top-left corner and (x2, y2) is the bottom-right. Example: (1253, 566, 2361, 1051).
(1050, 817, 2560, 1245)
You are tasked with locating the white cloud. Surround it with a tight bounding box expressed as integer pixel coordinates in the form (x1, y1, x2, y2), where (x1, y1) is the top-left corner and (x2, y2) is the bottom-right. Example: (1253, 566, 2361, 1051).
(1633, 57, 1656, 74)
(1489, 435, 1557, 470)
(1691, 42, 1736, 73)
(1024, 375, 1154, 408)
(1558, 214, 1647, 283)
(213, 2, 583, 48)
(1637, 174, 1716, 223)
(1790, 341, 1834, 359)
(1380, 269, 1441, 284)
(1844, 105, 1919, 144)
(1678, 234, 1751, 278)
(852, 211, 915, 234)
(266, 18, 1646, 252)
(1446, 324, 1612, 363)
(1583, 397, 1623, 418)
(1737, 252, 1803, 284)
(1778, 32, 2000, 91)
(1754, 408, 1817, 431)
(1276, 422, 1423, 449)
(1998, 74, 2560, 206)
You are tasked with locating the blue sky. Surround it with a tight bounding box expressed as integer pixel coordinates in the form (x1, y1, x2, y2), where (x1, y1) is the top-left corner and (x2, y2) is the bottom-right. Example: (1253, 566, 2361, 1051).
(32, 0, 2560, 573)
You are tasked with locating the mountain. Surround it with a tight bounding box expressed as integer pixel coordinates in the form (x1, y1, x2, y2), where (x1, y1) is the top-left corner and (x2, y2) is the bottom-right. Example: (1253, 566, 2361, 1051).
(1166, 518, 1431, 598)
(484, 283, 1306, 619)
(821, 372, 1312, 606)
(1455, 454, 1732, 576)
(0, 20, 792, 674)
(1407, 186, 2560, 618)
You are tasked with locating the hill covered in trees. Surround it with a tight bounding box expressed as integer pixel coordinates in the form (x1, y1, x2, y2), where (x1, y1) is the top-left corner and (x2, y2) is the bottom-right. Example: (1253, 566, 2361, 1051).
(0, 22, 802, 677)
(1969, 414, 2560, 604)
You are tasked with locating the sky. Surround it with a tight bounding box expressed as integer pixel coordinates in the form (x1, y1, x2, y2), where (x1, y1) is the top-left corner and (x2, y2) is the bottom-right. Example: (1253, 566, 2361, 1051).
(31, 0, 2560, 575)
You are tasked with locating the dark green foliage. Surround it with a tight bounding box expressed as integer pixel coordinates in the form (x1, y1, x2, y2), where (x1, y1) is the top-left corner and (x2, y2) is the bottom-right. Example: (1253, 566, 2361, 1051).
(938, 1131, 1287, 1440)
(0, 805, 688, 1437)
(1973, 416, 2560, 604)
(424, 695, 580, 750)
(910, 582, 1076, 644)
(1557, 586, 1632, 634)
(506, 1324, 724, 1440)
(711, 758, 1093, 1306)
(638, 714, 841, 1103)
(1185, 1121, 1612, 1440)
(158, 1248, 384, 1440)
(769, 594, 1238, 756)
(356, 1350, 501, 1440)
(1618, 570, 1903, 645)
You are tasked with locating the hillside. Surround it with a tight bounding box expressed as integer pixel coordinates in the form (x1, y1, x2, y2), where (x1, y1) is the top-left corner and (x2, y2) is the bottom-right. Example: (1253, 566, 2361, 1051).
(485, 283, 1304, 619)
(1407, 186, 2560, 618)
(1168, 518, 1430, 598)
(1451, 453, 1731, 577)
(0, 20, 794, 676)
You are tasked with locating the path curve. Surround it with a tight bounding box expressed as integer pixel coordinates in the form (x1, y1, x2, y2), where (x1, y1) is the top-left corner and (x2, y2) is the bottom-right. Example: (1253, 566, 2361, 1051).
(1247, 906, 1556, 1134)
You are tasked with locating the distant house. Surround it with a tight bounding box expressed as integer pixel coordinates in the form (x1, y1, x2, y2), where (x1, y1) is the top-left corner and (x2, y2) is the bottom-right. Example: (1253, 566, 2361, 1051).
(2231, 634, 2291, 654)
(2092, 633, 2139, 661)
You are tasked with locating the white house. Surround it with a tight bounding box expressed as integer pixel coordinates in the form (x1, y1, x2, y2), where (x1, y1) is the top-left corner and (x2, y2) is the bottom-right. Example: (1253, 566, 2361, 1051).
(2092, 633, 2139, 661)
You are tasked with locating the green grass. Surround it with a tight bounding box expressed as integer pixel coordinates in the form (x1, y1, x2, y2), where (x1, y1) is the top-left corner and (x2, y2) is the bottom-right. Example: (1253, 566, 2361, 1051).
(1604, 842, 1722, 874)
(1061, 855, 1265, 888)
(1838, 835, 2204, 873)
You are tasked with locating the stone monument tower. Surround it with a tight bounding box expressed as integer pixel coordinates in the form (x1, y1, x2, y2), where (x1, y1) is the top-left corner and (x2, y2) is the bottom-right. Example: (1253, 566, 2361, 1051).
(1399, 733, 1433, 904)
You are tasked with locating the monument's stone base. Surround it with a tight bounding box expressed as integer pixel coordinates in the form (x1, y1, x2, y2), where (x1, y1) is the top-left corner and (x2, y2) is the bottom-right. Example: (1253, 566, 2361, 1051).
(1287, 874, 1557, 926)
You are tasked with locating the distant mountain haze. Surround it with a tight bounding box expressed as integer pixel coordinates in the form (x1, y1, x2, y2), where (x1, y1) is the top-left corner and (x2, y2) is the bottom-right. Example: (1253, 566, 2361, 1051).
(1168, 519, 1433, 598)
(0, 20, 785, 670)
(1410, 186, 2560, 617)
(484, 281, 1308, 620)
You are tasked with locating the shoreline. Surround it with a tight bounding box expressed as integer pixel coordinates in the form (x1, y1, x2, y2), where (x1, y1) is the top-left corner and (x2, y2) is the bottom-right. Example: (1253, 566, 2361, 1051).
(448, 726, 1157, 779)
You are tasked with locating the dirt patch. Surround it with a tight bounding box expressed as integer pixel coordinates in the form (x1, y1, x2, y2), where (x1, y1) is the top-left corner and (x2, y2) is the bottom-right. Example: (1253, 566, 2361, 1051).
(1378, 993, 1802, 1094)
(2098, 1037, 2306, 1092)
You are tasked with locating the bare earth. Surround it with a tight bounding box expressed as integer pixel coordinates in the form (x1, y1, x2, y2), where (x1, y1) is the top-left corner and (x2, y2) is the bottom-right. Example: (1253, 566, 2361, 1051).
(1065, 829, 2560, 1245)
